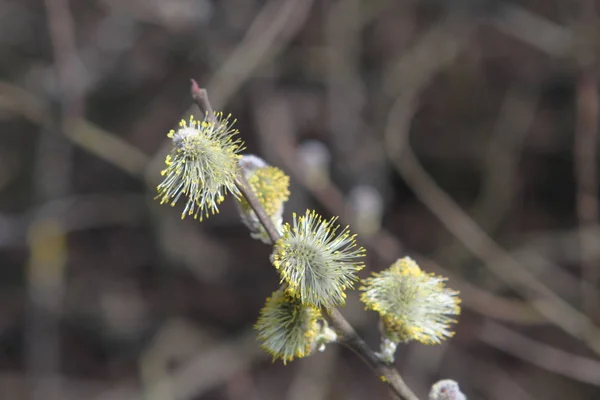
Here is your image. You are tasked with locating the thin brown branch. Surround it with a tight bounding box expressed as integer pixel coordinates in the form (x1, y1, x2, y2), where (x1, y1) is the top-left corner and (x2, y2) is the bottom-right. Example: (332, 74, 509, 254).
(235, 173, 281, 244)
(191, 79, 216, 124)
(327, 308, 418, 400)
(205, 0, 315, 109)
(27, 2, 81, 399)
(95, 329, 265, 400)
(45, 0, 84, 120)
(488, 3, 573, 57)
(435, 85, 535, 270)
(192, 82, 418, 400)
(574, 3, 600, 321)
(480, 321, 600, 386)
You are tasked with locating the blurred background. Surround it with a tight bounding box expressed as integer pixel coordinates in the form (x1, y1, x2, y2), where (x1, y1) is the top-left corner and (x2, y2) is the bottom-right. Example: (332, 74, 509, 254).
(1, 0, 600, 399)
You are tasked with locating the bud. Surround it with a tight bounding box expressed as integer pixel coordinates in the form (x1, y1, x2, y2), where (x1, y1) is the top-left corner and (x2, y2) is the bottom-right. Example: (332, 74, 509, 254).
(313, 319, 338, 352)
(347, 185, 384, 237)
(297, 140, 331, 188)
(237, 155, 290, 243)
(429, 379, 466, 400)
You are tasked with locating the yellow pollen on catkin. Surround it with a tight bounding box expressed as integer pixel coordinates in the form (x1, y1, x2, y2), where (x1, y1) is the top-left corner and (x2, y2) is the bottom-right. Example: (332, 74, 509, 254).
(155, 112, 244, 221)
(360, 257, 461, 345)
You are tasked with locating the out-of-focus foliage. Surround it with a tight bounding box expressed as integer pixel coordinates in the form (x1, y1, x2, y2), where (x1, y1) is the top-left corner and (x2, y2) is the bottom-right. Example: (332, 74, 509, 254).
(0, 0, 599, 399)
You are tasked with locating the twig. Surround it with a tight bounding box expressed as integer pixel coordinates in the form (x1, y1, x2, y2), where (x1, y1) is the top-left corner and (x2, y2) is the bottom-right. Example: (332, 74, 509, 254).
(66, 119, 149, 178)
(192, 84, 418, 400)
(326, 308, 418, 400)
(574, 0, 600, 321)
(0, 81, 148, 178)
(191, 79, 216, 123)
(436, 85, 535, 270)
(480, 321, 600, 386)
(575, 69, 600, 319)
(235, 173, 282, 243)
(204, 0, 315, 109)
(487, 3, 573, 57)
(94, 329, 266, 400)
(27, 1, 82, 398)
(444, 346, 535, 400)
(326, 0, 368, 181)
(25, 218, 68, 400)
(44, 0, 84, 120)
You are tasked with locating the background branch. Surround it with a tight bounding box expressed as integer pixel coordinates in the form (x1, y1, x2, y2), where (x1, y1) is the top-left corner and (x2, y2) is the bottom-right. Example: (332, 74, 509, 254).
(574, 0, 600, 322)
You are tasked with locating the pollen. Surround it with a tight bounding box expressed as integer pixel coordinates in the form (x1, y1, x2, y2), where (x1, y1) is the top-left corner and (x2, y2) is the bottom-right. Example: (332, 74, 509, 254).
(238, 166, 290, 217)
(156, 113, 245, 221)
(360, 257, 461, 345)
(255, 289, 321, 364)
(271, 209, 366, 309)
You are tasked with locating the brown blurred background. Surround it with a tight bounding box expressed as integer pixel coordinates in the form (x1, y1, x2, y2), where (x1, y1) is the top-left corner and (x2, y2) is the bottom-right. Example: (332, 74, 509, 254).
(1, 0, 600, 399)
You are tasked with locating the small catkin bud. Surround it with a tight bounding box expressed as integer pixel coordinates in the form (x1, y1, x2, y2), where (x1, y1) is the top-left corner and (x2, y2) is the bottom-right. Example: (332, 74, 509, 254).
(313, 319, 338, 353)
(429, 379, 467, 400)
(237, 155, 290, 243)
(347, 185, 384, 238)
(360, 257, 461, 346)
(297, 140, 331, 189)
(156, 113, 244, 221)
(375, 337, 398, 365)
(255, 289, 321, 364)
(271, 209, 366, 309)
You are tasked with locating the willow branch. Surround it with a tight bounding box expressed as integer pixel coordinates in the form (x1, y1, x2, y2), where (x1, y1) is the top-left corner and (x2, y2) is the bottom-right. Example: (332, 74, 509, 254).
(191, 79, 216, 124)
(575, 69, 599, 320)
(236, 173, 281, 242)
(191, 82, 418, 400)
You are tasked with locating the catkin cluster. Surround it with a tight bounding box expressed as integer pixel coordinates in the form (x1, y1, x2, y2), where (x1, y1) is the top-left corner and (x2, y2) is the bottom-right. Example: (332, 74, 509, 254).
(156, 110, 461, 364)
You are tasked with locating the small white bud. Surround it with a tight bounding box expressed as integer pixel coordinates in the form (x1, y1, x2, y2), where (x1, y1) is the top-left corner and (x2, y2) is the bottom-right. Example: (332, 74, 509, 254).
(297, 140, 331, 188)
(347, 185, 384, 237)
(429, 379, 466, 400)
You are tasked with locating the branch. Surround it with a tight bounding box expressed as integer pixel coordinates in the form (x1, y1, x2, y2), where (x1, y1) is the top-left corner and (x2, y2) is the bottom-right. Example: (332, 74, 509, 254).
(574, 1, 600, 321)
(191, 79, 216, 124)
(191, 82, 419, 400)
(480, 321, 600, 387)
(575, 69, 600, 320)
(235, 172, 281, 243)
